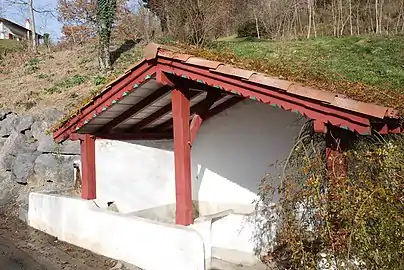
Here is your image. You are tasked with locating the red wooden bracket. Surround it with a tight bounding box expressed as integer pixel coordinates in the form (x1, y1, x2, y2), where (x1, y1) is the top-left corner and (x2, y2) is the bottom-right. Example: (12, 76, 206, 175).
(70, 133, 85, 141)
(156, 70, 174, 87)
(314, 120, 327, 133)
(189, 115, 203, 146)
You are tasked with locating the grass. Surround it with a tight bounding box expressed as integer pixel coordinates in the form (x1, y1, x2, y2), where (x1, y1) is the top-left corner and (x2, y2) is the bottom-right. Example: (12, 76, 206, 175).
(170, 35, 404, 111)
(213, 36, 404, 92)
(0, 39, 148, 121)
(53, 35, 404, 132)
(44, 74, 90, 94)
(0, 39, 23, 56)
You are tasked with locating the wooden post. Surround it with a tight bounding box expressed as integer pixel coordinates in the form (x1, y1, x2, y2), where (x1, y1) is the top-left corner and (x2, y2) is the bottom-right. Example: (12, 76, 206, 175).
(172, 88, 193, 225)
(325, 126, 351, 178)
(80, 134, 96, 200)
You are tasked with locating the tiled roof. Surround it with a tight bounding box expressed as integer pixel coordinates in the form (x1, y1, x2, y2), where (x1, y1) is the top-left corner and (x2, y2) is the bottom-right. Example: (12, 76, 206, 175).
(53, 43, 403, 143)
(147, 44, 399, 120)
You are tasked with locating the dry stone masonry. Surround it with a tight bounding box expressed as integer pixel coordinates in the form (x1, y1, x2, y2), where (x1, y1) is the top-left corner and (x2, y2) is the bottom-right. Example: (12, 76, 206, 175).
(0, 109, 79, 207)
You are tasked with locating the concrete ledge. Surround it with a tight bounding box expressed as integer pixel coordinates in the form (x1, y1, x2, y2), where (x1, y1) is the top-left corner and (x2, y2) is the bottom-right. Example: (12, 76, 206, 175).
(211, 213, 259, 266)
(28, 192, 206, 270)
(195, 209, 234, 223)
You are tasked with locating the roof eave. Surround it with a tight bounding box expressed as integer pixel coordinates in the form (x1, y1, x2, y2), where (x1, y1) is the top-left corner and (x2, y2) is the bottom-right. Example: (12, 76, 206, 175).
(53, 43, 403, 143)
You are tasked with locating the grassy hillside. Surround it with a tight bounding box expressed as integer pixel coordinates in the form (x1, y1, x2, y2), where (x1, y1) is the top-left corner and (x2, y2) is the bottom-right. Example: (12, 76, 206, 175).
(0, 41, 144, 116)
(0, 39, 23, 57)
(1, 35, 403, 119)
(175, 35, 404, 111)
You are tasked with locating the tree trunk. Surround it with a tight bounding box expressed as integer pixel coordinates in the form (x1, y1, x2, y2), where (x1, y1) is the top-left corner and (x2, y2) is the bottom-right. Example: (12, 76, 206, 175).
(307, 0, 312, 39)
(349, 0, 353, 35)
(379, 0, 384, 33)
(356, 4, 360, 35)
(375, 0, 379, 33)
(28, 0, 37, 53)
(254, 8, 261, 39)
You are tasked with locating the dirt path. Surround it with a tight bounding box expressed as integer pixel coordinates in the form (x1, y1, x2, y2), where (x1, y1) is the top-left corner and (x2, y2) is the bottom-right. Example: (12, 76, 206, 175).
(0, 206, 120, 270)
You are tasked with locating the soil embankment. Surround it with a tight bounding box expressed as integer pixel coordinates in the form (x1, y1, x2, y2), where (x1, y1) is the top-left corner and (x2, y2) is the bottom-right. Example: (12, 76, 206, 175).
(0, 207, 119, 270)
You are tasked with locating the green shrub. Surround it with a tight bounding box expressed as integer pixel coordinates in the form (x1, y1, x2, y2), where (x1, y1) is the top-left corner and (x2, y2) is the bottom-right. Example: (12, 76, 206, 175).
(56, 74, 89, 89)
(36, 73, 49, 79)
(93, 75, 106, 86)
(256, 121, 404, 269)
(25, 57, 40, 73)
(44, 86, 60, 94)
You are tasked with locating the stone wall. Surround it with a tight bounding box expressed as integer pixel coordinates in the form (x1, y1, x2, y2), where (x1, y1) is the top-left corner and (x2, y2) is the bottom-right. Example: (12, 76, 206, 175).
(0, 109, 79, 207)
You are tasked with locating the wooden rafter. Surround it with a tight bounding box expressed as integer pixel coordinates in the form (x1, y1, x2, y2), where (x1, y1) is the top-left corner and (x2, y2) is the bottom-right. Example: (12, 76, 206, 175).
(96, 85, 172, 133)
(153, 90, 223, 131)
(203, 96, 245, 121)
(95, 132, 173, 141)
(125, 90, 201, 132)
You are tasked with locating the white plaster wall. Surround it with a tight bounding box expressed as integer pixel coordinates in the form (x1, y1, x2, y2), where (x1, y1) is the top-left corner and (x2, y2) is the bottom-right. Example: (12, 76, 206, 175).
(95, 100, 303, 214)
(0, 23, 11, 39)
(0, 22, 4, 39)
(28, 192, 206, 270)
(95, 140, 175, 213)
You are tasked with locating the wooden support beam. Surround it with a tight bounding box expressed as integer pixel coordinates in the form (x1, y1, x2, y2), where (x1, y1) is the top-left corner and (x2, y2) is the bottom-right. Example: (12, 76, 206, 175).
(172, 87, 193, 226)
(80, 135, 96, 200)
(325, 126, 353, 178)
(190, 115, 203, 146)
(95, 132, 173, 141)
(97, 85, 172, 133)
(202, 96, 244, 121)
(156, 70, 174, 87)
(126, 90, 201, 132)
(153, 91, 222, 131)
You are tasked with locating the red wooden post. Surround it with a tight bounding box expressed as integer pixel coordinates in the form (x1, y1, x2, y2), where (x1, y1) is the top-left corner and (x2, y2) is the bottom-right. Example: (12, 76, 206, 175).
(80, 134, 96, 200)
(172, 88, 193, 225)
(325, 127, 349, 178)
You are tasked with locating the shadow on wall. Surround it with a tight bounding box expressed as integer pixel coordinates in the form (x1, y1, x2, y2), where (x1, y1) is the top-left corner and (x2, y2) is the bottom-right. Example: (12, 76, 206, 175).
(125, 100, 304, 212)
(190, 100, 304, 209)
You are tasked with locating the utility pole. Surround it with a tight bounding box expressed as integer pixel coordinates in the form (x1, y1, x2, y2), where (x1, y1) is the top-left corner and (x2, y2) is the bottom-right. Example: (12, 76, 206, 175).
(28, 0, 37, 53)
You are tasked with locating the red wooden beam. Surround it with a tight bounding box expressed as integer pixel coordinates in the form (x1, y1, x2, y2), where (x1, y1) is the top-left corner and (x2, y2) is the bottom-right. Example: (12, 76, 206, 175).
(190, 115, 203, 146)
(314, 120, 327, 133)
(203, 96, 244, 121)
(70, 133, 85, 141)
(95, 132, 173, 141)
(172, 87, 193, 226)
(96, 85, 172, 133)
(156, 69, 174, 87)
(80, 135, 96, 200)
(125, 90, 201, 132)
(325, 126, 353, 178)
(157, 61, 373, 134)
(153, 91, 222, 131)
(54, 63, 155, 143)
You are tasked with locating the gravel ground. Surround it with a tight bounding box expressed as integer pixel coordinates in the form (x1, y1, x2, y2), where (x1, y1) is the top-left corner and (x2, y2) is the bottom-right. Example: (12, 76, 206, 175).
(0, 205, 267, 270)
(0, 206, 127, 270)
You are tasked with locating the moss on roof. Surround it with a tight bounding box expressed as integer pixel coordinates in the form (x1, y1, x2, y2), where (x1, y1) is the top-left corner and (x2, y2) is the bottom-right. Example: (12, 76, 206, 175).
(53, 35, 404, 135)
(168, 35, 404, 112)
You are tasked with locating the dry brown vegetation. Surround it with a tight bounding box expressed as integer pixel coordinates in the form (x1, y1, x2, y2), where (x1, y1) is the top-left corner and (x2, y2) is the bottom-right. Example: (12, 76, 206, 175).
(144, 0, 404, 44)
(0, 41, 144, 117)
